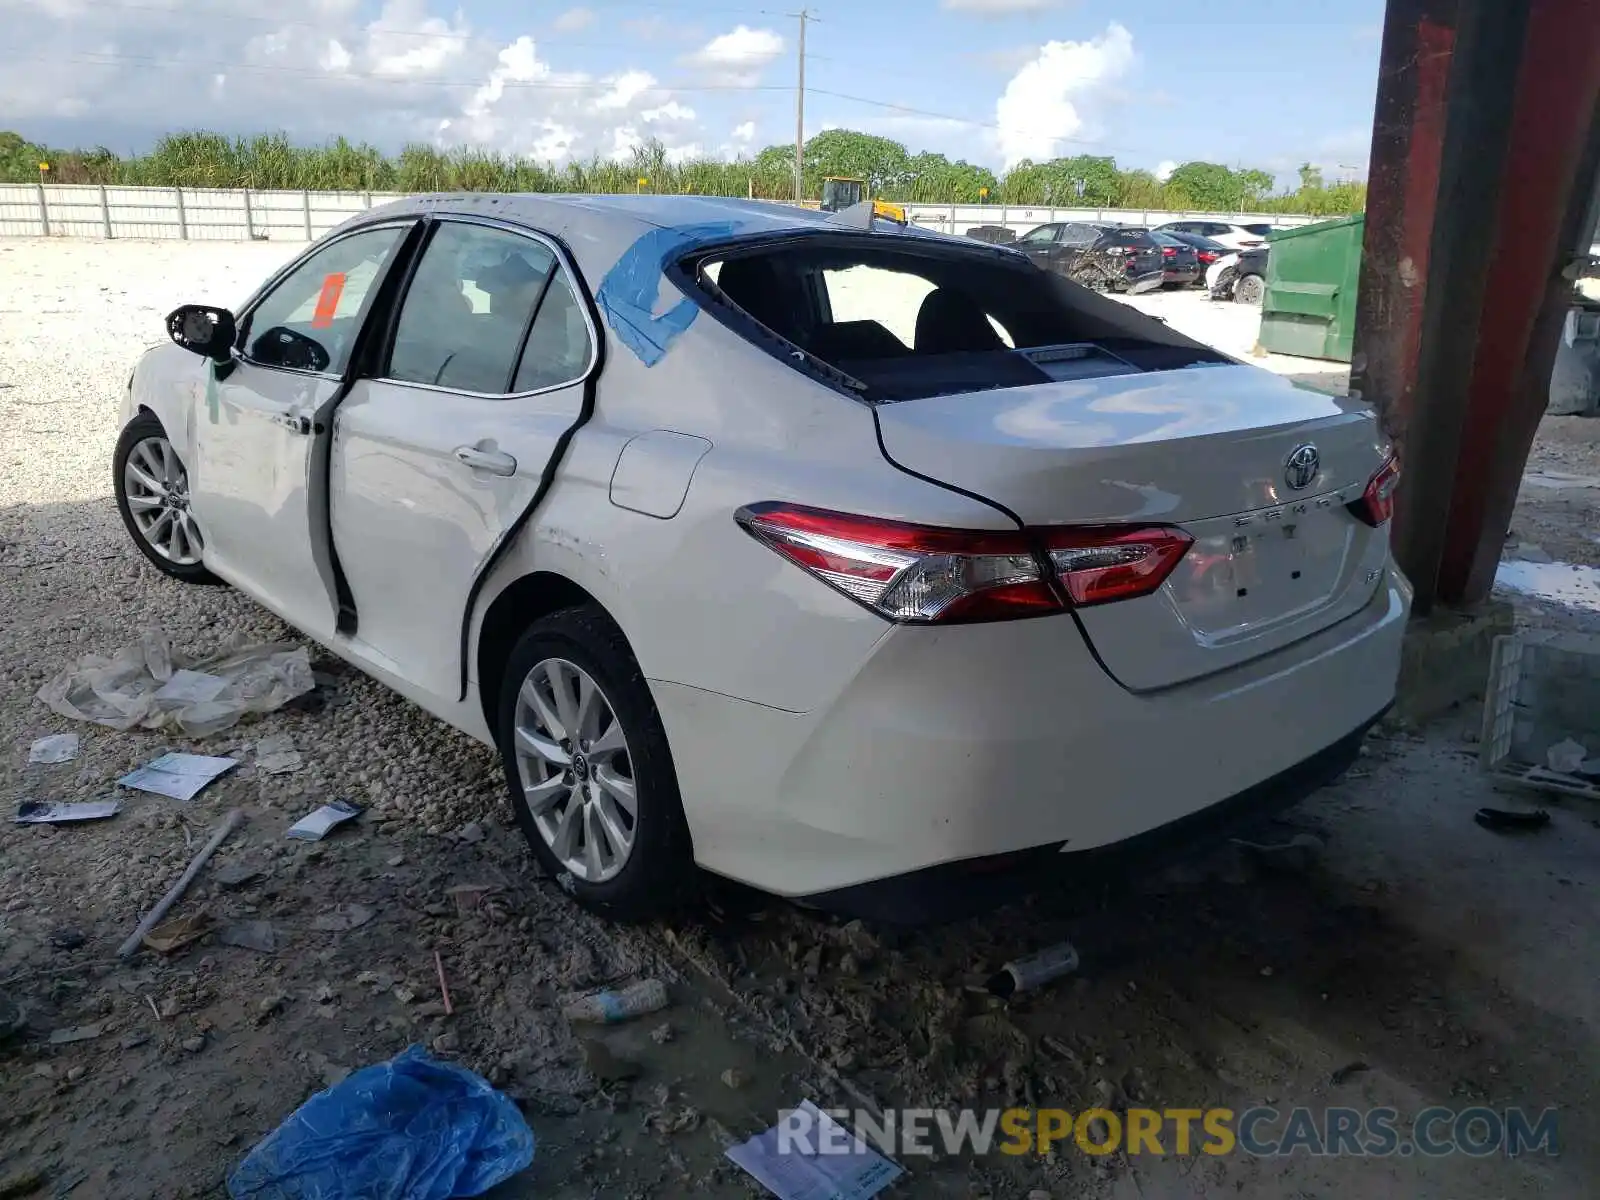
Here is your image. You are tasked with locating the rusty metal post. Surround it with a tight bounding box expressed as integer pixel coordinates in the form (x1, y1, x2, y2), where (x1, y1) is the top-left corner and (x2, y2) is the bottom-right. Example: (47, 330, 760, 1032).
(1351, 0, 1600, 612)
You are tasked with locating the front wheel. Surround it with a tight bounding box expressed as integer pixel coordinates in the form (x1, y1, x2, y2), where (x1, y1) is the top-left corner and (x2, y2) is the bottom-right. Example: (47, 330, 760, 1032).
(1234, 274, 1266, 305)
(113, 412, 219, 584)
(496, 605, 693, 920)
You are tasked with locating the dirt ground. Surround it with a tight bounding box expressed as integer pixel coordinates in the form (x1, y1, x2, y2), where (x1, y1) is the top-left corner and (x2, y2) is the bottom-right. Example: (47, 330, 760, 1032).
(2, 239, 1599, 1199)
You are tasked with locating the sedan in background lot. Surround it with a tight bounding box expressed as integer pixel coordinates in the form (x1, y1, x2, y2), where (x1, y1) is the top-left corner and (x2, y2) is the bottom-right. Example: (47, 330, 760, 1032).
(1014, 221, 1164, 293)
(1149, 231, 1201, 287)
(117, 195, 1408, 923)
(1161, 230, 1231, 280)
(1154, 219, 1269, 251)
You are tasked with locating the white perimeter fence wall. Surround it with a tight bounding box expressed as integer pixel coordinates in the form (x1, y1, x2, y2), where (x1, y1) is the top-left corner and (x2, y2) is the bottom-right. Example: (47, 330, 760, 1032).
(0, 183, 1335, 242)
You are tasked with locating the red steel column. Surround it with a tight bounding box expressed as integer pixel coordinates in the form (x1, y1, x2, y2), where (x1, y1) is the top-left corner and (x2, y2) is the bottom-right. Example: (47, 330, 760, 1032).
(1351, 0, 1600, 611)
(1436, 1, 1600, 601)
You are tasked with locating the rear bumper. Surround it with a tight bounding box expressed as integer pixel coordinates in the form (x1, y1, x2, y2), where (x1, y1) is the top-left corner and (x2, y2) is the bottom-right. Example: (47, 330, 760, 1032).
(654, 570, 1409, 906)
(803, 704, 1385, 924)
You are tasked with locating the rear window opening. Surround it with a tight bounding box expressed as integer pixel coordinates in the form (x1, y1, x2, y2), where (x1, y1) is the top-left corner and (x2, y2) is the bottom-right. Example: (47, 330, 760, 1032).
(683, 235, 1229, 403)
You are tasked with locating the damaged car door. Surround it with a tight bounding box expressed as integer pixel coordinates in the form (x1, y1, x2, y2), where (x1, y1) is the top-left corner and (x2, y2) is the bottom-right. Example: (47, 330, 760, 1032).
(190, 223, 413, 640)
(327, 217, 597, 702)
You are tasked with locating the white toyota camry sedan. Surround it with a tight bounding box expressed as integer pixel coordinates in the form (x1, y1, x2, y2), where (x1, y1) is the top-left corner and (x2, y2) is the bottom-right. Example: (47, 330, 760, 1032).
(117, 194, 1408, 922)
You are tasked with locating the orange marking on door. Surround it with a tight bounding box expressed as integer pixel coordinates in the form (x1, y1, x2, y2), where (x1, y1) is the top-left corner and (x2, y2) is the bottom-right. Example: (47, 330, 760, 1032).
(310, 273, 347, 329)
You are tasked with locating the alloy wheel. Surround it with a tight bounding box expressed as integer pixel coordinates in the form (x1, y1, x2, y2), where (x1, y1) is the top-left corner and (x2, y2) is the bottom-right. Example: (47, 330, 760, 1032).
(512, 656, 637, 883)
(123, 435, 204, 566)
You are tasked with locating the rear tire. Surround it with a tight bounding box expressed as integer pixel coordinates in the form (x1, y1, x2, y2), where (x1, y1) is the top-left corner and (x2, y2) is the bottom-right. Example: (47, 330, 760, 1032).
(1234, 274, 1265, 305)
(113, 412, 219, 584)
(496, 605, 694, 920)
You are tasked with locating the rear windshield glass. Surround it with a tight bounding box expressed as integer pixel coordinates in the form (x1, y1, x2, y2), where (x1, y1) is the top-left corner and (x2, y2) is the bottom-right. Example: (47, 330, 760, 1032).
(687, 237, 1225, 402)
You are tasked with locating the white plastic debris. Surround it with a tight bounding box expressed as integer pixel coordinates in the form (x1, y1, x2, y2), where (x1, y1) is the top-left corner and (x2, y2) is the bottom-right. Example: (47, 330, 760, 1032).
(35, 629, 314, 736)
(118, 753, 238, 801)
(15, 799, 120, 824)
(725, 1101, 903, 1200)
(287, 799, 363, 841)
(28, 732, 80, 764)
(1547, 738, 1588, 773)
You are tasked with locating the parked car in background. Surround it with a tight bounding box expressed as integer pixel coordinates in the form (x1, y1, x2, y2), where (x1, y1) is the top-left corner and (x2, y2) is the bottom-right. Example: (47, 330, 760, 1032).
(964, 224, 1018, 246)
(1162, 231, 1230, 281)
(1015, 222, 1164, 294)
(1155, 220, 1268, 252)
(1208, 246, 1271, 304)
(1149, 231, 1201, 287)
(1242, 223, 1278, 239)
(118, 194, 1404, 923)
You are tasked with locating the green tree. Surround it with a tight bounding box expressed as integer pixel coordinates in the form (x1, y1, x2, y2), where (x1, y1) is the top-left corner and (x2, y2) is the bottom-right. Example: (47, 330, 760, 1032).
(1163, 161, 1241, 210)
(801, 129, 910, 196)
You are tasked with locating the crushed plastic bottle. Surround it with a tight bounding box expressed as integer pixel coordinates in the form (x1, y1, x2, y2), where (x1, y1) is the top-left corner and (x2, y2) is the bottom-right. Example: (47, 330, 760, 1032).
(987, 941, 1081, 998)
(561, 979, 669, 1024)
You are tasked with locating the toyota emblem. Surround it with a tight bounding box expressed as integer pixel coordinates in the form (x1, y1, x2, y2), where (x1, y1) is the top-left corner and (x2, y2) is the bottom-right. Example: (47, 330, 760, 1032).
(1284, 444, 1320, 491)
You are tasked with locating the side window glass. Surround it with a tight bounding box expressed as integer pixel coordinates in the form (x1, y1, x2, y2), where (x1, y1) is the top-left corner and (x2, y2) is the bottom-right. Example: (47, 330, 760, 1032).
(512, 266, 593, 392)
(243, 226, 405, 373)
(389, 223, 556, 394)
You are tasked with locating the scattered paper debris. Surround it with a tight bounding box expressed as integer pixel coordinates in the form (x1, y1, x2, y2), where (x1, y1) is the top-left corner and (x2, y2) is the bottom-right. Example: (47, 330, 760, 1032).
(312, 904, 374, 933)
(287, 799, 363, 841)
(220, 920, 279, 953)
(725, 1101, 903, 1200)
(48, 1023, 106, 1046)
(36, 630, 315, 736)
(142, 911, 213, 954)
(28, 732, 79, 764)
(15, 799, 119, 824)
(118, 753, 237, 801)
(255, 734, 302, 776)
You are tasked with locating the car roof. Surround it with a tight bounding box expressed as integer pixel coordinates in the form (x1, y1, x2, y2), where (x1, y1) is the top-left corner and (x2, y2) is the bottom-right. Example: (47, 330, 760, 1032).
(339, 192, 958, 281)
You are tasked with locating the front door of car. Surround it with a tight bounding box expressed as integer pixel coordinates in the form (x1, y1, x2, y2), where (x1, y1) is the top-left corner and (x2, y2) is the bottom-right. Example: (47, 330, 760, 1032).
(329, 218, 596, 702)
(191, 222, 413, 639)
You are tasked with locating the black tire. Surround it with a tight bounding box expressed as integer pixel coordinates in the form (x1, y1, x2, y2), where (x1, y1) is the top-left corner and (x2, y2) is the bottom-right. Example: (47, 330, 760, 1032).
(496, 605, 694, 920)
(1234, 274, 1265, 305)
(113, 411, 220, 584)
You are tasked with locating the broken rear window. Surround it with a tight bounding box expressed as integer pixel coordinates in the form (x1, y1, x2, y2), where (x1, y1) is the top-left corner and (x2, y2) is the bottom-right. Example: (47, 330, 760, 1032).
(682, 235, 1225, 403)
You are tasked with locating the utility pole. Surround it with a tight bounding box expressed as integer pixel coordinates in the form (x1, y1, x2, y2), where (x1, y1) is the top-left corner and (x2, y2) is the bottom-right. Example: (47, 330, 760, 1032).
(792, 9, 811, 204)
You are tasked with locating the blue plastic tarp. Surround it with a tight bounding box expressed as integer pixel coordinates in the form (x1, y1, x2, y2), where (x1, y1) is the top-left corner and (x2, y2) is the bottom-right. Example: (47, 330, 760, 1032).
(227, 1045, 535, 1200)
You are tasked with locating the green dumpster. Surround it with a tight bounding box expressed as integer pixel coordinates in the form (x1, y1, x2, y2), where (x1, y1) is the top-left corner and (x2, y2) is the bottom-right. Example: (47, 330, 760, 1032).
(1258, 213, 1364, 362)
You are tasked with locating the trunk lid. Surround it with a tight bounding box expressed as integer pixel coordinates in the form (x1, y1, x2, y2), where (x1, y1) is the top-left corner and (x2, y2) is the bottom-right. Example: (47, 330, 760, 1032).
(874, 364, 1391, 689)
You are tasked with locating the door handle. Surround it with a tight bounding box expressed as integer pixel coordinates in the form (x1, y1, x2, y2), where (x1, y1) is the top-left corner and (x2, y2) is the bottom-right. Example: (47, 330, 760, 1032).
(454, 445, 518, 476)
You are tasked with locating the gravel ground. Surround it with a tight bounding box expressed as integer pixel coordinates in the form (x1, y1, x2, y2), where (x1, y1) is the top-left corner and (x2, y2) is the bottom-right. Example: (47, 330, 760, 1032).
(3, 238, 1600, 1199)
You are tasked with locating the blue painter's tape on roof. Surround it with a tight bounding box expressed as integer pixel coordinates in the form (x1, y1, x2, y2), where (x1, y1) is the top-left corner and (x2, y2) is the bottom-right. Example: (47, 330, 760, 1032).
(595, 221, 739, 367)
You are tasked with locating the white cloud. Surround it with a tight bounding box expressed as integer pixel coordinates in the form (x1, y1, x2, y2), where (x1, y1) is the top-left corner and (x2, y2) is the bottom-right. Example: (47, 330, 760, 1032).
(595, 70, 657, 111)
(320, 39, 353, 72)
(1155, 159, 1176, 182)
(553, 7, 594, 33)
(2, 0, 722, 165)
(731, 121, 756, 143)
(364, 0, 468, 78)
(943, 0, 1064, 11)
(683, 25, 784, 85)
(994, 22, 1135, 169)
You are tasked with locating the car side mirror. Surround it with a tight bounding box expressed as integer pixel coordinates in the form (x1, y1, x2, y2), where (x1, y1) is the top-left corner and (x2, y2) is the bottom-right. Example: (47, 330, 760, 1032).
(166, 304, 237, 364)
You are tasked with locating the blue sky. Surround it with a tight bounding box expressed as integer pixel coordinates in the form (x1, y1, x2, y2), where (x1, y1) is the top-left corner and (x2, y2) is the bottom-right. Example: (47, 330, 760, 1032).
(1, 0, 1385, 185)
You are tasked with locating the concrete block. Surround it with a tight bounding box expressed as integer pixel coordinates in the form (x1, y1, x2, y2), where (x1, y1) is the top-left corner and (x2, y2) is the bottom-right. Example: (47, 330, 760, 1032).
(1394, 601, 1515, 726)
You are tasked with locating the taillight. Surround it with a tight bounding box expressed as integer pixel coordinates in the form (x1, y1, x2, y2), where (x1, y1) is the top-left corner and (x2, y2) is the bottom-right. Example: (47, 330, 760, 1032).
(735, 503, 1191, 622)
(1349, 454, 1400, 527)
(1039, 525, 1193, 606)
(1162, 247, 1176, 257)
